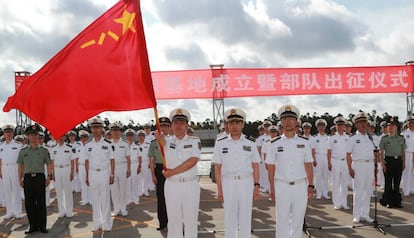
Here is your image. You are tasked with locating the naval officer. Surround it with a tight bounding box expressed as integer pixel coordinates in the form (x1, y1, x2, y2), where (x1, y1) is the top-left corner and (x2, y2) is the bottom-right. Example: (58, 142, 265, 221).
(84, 118, 115, 232)
(155, 108, 201, 238)
(327, 116, 350, 210)
(0, 124, 23, 219)
(50, 135, 76, 217)
(213, 108, 260, 238)
(346, 112, 375, 223)
(267, 105, 314, 238)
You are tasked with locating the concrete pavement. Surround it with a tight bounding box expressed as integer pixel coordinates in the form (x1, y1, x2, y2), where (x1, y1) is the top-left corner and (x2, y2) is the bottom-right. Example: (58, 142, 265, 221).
(1, 176, 414, 237)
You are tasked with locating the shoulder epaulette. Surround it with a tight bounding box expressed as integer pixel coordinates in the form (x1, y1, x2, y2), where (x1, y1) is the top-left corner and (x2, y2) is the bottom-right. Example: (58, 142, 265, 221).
(245, 136, 256, 142)
(85, 139, 92, 144)
(122, 139, 128, 143)
(49, 144, 56, 148)
(151, 138, 157, 143)
(39, 146, 49, 151)
(271, 136, 281, 143)
(264, 139, 270, 143)
(349, 133, 356, 137)
(104, 138, 112, 144)
(66, 143, 72, 147)
(217, 136, 228, 142)
(298, 135, 309, 140)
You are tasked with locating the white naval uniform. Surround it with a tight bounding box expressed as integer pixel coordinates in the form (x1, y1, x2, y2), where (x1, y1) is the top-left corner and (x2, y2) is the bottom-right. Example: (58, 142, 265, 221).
(76, 144, 90, 204)
(402, 129, 414, 195)
(137, 141, 152, 195)
(144, 133, 155, 144)
(328, 132, 349, 208)
(267, 134, 313, 238)
(70, 141, 82, 193)
(46, 140, 57, 147)
(256, 134, 270, 192)
(84, 137, 114, 231)
(310, 134, 330, 198)
(50, 143, 76, 217)
(110, 139, 130, 216)
(0, 140, 22, 218)
(212, 135, 260, 238)
(164, 135, 200, 238)
(128, 142, 140, 204)
(346, 132, 375, 221)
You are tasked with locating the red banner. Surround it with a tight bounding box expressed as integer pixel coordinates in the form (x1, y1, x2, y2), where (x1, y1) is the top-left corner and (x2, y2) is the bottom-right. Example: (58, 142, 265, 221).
(151, 65, 414, 99)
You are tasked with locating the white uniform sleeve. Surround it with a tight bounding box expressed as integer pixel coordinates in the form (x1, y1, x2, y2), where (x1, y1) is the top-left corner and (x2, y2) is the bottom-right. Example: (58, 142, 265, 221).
(304, 140, 313, 163)
(327, 136, 333, 150)
(345, 137, 354, 154)
(70, 147, 77, 160)
(251, 141, 261, 163)
(191, 138, 201, 159)
(266, 142, 276, 165)
(125, 143, 131, 157)
(309, 136, 316, 149)
(212, 141, 222, 164)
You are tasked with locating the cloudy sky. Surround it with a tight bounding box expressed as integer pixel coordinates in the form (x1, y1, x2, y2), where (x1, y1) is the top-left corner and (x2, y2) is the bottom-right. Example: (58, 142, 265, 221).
(1, 0, 414, 127)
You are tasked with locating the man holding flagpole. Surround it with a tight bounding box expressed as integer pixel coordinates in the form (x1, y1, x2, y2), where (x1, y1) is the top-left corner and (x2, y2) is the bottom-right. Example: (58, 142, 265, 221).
(155, 108, 201, 238)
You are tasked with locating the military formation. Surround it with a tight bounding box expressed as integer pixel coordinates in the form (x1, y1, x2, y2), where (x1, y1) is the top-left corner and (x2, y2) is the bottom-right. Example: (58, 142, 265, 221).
(0, 106, 413, 238)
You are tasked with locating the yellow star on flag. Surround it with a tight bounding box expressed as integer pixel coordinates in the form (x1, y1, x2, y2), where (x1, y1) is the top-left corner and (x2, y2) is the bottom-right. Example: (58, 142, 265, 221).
(114, 9, 136, 34)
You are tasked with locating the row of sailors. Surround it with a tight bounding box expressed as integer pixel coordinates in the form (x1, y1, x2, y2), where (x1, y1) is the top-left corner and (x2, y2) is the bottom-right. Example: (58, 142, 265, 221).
(2, 108, 412, 237)
(0, 123, 156, 221)
(215, 106, 412, 238)
(253, 113, 414, 221)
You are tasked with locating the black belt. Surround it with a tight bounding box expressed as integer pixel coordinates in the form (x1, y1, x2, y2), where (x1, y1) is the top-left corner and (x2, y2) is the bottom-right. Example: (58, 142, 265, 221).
(24, 173, 44, 177)
(385, 156, 401, 160)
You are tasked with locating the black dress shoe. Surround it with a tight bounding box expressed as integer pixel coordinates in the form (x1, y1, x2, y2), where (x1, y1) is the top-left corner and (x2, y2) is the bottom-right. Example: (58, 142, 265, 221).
(39, 228, 48, 233)
(156, 226, 167, 231)
(25, 228, 38, 234)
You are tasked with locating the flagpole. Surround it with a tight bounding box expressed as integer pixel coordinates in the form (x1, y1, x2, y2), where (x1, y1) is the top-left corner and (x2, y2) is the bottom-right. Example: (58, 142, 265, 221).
(153, 107, 167, 170)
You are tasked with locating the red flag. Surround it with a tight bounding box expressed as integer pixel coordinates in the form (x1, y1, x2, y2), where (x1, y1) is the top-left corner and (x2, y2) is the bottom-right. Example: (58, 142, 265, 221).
(3, 0, 156, 138)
